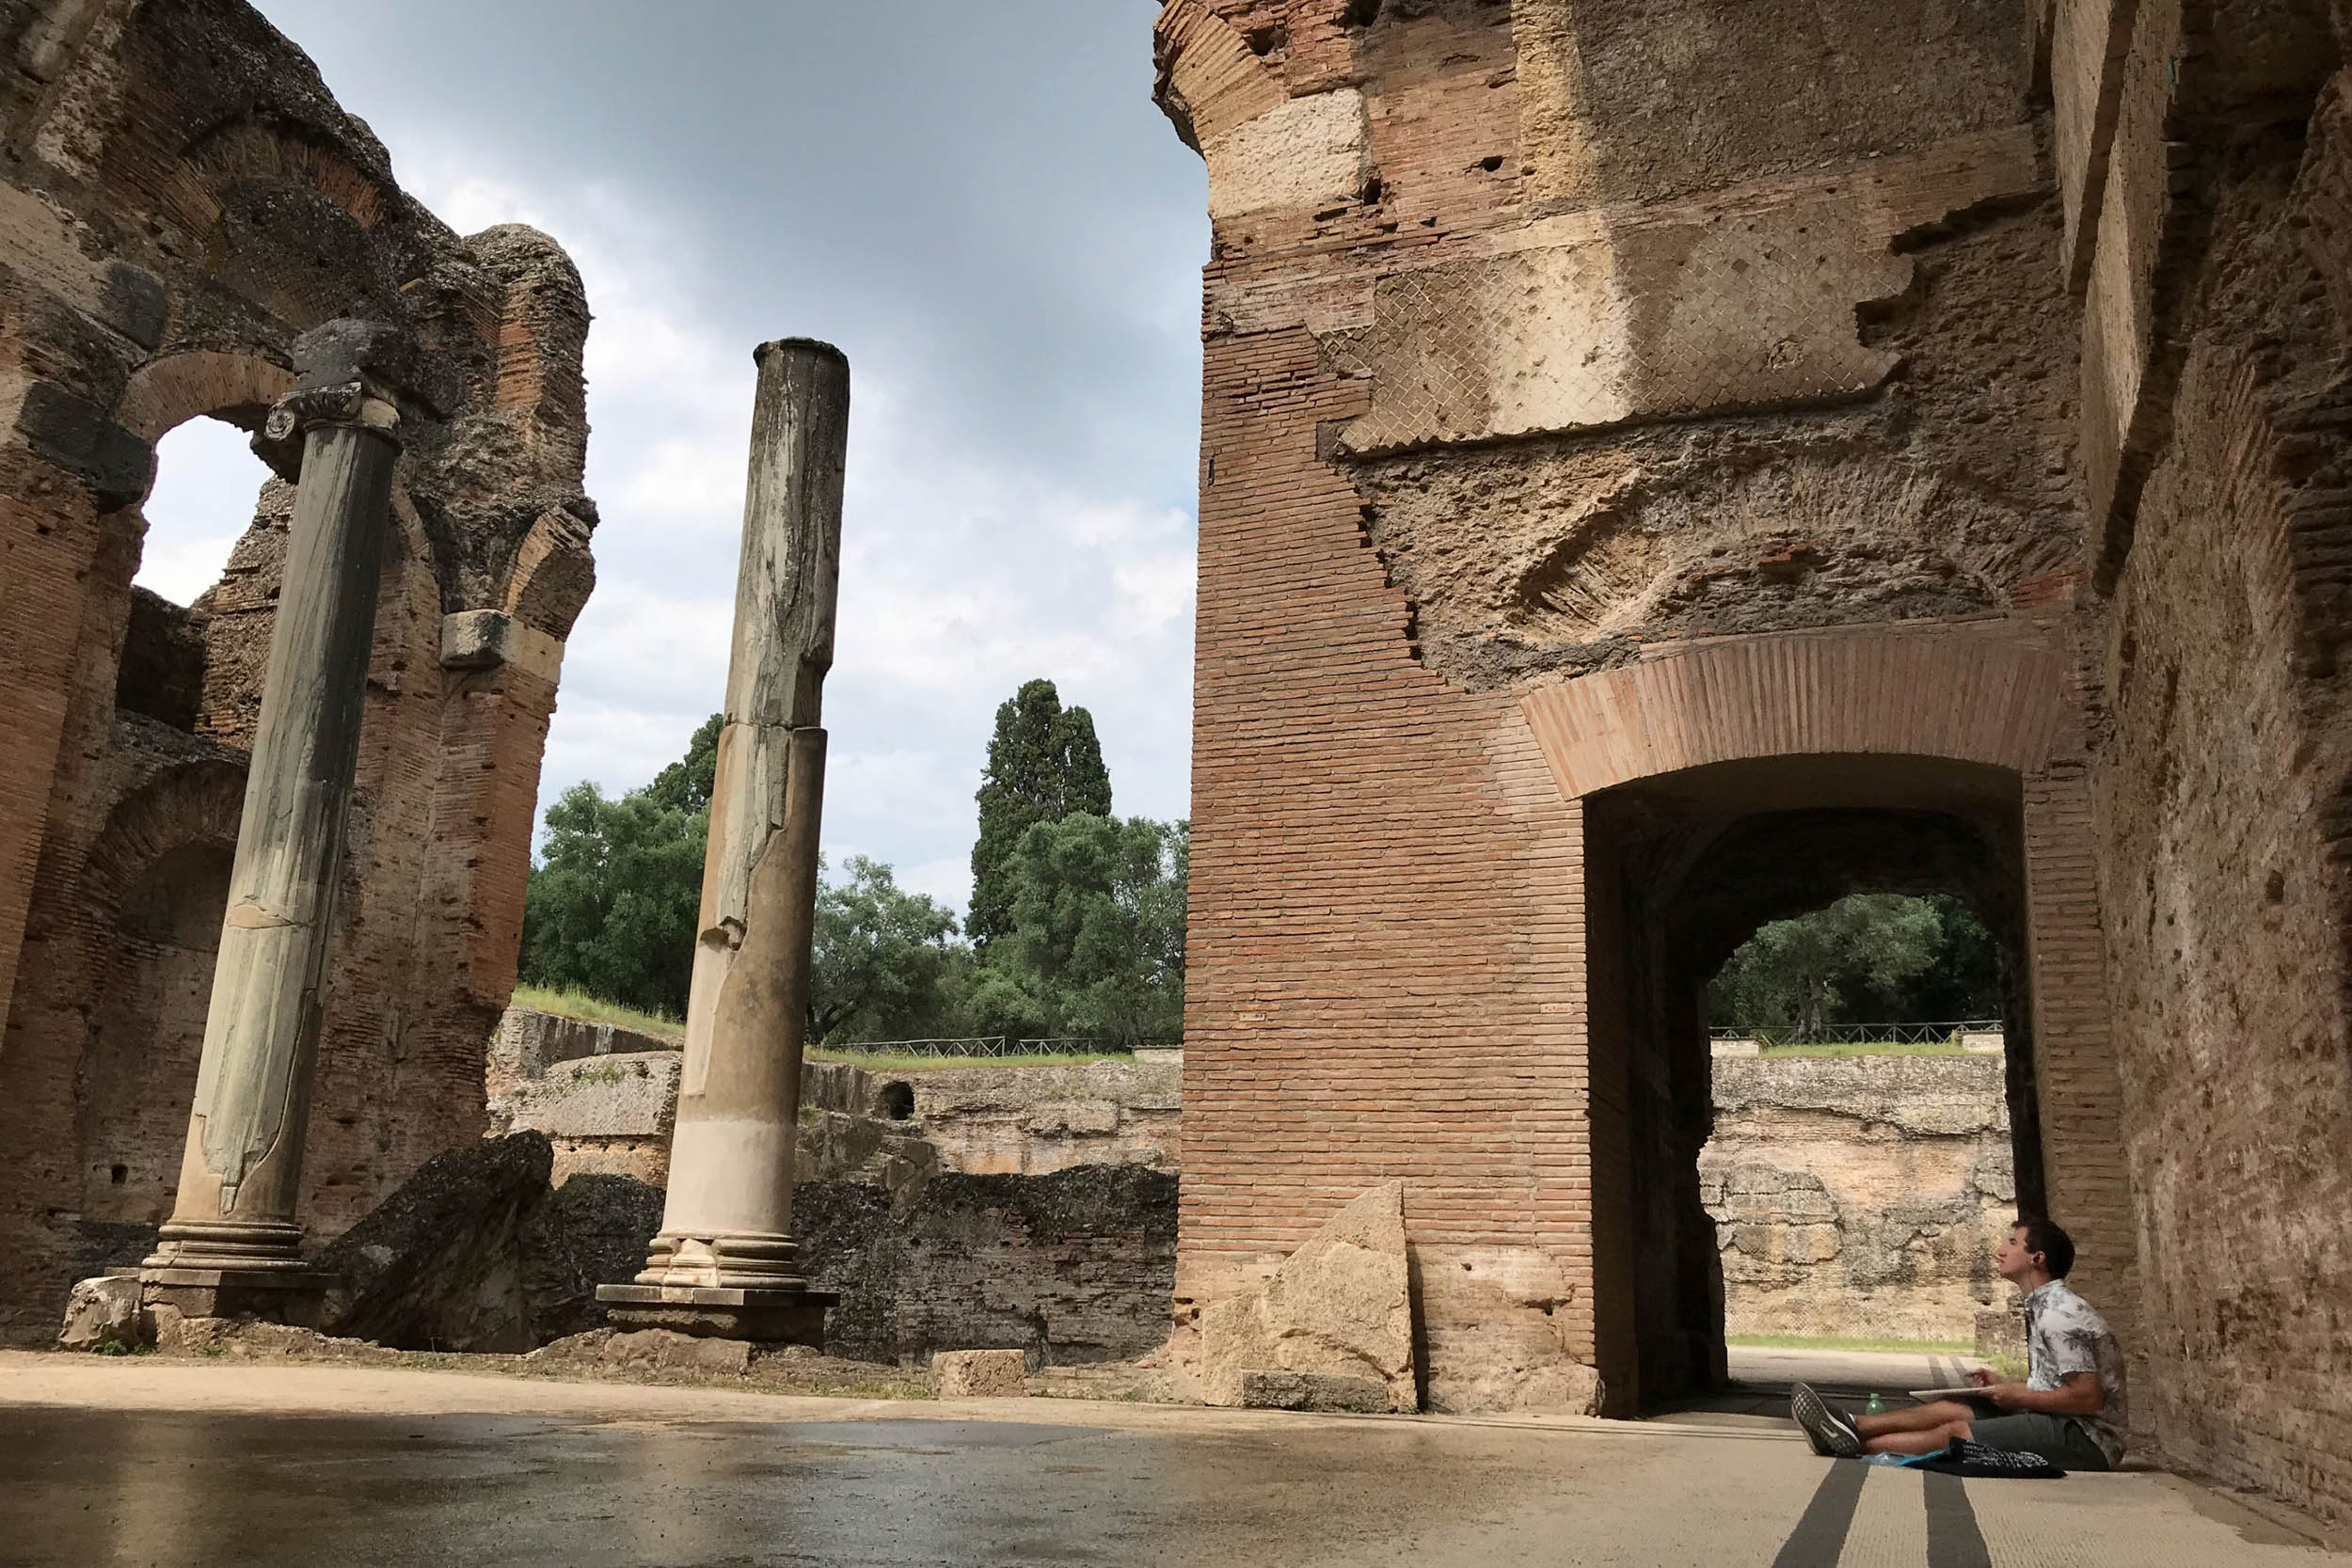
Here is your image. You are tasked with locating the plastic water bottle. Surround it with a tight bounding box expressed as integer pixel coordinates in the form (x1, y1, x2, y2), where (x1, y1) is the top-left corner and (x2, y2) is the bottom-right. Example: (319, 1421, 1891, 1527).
(1867, 1391, 1886, 1416)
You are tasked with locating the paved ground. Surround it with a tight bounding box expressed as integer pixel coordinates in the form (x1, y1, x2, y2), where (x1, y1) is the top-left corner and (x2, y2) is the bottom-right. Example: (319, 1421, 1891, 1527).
(1, 1352, 2343, 1567)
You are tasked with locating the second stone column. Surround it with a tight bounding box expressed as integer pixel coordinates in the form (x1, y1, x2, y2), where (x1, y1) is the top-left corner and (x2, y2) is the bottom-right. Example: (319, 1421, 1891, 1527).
(597, 339, 848, 1342)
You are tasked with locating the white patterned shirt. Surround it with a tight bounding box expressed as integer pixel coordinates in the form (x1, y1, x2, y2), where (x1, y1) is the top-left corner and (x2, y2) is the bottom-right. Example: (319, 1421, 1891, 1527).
(2025, 1277, 2127, 1464)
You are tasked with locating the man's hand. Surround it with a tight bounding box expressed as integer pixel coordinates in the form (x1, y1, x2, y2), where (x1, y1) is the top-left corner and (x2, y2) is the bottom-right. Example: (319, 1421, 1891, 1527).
(1983, 1381, 2031, 1409)
(1965, 1368, 1997, 1389)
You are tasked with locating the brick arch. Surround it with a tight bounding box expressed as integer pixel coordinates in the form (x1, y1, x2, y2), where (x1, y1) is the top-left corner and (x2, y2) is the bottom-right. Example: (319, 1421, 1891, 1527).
(1518, 626, 2068, 800)
(116, 350, 294, 446)
(70, 761, 246, 1242)
(76, 762, 247, 918)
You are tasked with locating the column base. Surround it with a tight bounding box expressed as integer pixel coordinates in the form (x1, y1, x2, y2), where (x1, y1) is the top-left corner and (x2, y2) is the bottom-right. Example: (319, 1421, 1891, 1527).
(138, 1266, 337, 1327)
(595, 1283, 836, 1347)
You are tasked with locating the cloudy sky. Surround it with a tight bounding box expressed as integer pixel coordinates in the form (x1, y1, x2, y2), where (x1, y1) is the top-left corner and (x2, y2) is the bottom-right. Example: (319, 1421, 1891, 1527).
(138, 1, 1207, 914)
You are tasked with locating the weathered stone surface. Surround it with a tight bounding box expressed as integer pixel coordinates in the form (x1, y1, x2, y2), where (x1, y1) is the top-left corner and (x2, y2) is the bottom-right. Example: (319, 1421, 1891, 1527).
(882, 1059, 1182, 1176)
(504, 1053, 681, 1142)
(933, 1348, 1028, 1398)
(149, 1308, 399, 1362)
(57, 1275, 144, 1352)
(1698, 1055, 2015, 1343)
(1238, 1370, 1391, 1413)
(485, 1007, 678, 1116)
(1415, 1245, 1603, 1417)
(1199, 1183, 1415, 1413)
(1204, 89, 1370, 219)
(584, 1327, 753, 1376)
(799, 1165, 1177, 1370)
(318, 1132, 571, 1354)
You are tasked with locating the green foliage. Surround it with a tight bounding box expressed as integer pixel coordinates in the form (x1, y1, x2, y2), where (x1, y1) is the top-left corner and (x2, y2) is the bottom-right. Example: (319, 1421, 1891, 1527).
(968, 679, 1112, 949)
(1708, 892, 2001, 1038)
(519, 780, 706, 1017)
(644, 711, 723, 816)
(809, 856, 967, 1044)
(519, 690, 1191, 1055)
(963, 814, 1187, 1046)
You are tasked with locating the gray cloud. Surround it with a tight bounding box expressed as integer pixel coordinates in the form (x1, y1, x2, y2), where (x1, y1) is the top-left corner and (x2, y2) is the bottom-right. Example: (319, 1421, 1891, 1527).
(215, 0, 1210, 911)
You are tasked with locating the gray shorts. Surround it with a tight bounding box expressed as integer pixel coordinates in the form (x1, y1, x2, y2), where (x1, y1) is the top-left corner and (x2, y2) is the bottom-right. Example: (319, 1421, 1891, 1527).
(1967, 1411, 2114, 1471)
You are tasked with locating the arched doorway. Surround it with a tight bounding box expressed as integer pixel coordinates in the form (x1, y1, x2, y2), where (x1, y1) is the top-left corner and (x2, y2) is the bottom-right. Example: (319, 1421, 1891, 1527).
(1521, 625, 2135, 1415)
(1579, 756, 2036, 1404)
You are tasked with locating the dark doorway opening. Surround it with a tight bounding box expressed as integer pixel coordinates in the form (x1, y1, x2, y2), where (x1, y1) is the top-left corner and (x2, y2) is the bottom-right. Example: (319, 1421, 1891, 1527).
(1580, 753, 2044, 1416)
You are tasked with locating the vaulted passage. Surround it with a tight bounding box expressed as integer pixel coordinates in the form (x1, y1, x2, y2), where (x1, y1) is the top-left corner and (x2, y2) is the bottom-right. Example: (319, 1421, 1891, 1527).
(1577, 754, 2043, 1409)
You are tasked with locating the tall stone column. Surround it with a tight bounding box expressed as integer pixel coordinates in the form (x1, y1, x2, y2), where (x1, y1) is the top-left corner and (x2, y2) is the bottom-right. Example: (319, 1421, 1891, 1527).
(139, 322, 405, 1323)
(598, 339, 848, 1343)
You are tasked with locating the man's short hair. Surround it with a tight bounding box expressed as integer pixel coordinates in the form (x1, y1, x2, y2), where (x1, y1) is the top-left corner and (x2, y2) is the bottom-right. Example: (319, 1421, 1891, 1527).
(2015, 1216, 2075, 1277)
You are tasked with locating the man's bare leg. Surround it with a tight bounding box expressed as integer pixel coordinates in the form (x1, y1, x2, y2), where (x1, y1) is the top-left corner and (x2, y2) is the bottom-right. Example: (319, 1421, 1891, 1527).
(1853, 1398, 1976, 1456)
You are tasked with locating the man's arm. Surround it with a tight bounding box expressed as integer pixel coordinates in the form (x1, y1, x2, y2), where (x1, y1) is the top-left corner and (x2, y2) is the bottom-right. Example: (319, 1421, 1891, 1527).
(1985, 1371, 2104, 1417)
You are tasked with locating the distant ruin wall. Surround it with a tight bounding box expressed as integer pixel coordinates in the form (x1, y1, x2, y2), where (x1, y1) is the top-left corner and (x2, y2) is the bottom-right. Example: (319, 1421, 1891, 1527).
(1700, 1055, 2015, 1345)
(485, 1007, 1179, 1185)
(478, 1007, 1182, 1365)
(798, 1167, 1178, 1369)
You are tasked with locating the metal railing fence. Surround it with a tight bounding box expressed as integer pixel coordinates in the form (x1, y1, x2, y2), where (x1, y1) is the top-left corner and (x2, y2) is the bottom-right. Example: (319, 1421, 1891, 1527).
(813, 1035, 1182, 1059)
(1708, 1021, 2001, 1048)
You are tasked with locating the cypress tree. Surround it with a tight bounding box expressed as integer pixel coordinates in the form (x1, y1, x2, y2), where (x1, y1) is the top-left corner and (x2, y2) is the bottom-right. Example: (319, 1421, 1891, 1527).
(968, 678, 1112, 947)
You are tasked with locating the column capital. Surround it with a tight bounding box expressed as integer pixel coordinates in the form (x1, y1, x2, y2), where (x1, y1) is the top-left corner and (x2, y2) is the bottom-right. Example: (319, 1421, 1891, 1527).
(254, 317, 411, 476)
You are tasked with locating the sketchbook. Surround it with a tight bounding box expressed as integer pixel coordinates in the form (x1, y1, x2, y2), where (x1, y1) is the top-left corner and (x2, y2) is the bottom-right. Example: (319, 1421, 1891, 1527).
(1906, 1386, 1994, 1402)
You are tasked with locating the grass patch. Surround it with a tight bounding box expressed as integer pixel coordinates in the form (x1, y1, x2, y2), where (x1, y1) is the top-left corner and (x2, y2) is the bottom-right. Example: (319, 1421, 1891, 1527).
(1727, 1333, 1977, 1354)
(510, 990, 1128, 1069)
(1756, 1039, 1971, 1058)
(511, 984, 682, 1041)
(806, 1048, 1129, 1070)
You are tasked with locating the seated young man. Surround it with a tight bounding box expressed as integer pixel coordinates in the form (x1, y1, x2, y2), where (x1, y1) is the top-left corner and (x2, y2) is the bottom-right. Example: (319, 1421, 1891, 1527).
(1788, 1217, 2126, 1471)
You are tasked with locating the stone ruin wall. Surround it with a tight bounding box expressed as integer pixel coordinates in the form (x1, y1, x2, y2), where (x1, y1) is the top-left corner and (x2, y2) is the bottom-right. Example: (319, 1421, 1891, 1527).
(1161, 0, 2352, 1520)
(480, 1006, 1179, 1369)
(2076, 13, 2352, 1520)
(0, 0, 596, 1341)
(1700, 1055, 2018, 1348)
(485, 1006, 1182, 1188)
(1156, 0, 2121, 1422)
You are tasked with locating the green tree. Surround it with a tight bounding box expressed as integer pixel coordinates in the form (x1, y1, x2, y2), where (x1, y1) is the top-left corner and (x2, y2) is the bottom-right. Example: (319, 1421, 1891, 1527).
(518, 782, 706, 1016)
(809, 857, 966, 1043)
(965, 813, 1186, 1046)
(967, 679, 1112, 948)
(1707, 892, 2001, 1038)
(644, 711, 722, 816)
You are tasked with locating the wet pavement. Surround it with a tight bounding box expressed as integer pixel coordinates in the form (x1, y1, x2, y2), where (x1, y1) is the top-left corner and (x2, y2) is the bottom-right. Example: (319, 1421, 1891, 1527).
(1, 1354, 2344, 1567)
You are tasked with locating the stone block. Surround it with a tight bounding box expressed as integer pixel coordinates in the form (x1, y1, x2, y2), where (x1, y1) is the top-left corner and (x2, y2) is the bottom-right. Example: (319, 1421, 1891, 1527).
(934, 1348, 1029, 1398)
(1200, 1181, 1416, 1412)
(57, 1275, 144, 1351)
(1239, 1370, 1391, 1413)
(1204, 89, 1369, 219)
(594, 1284, 835, 1347)
(596, 1328, 755, 1375)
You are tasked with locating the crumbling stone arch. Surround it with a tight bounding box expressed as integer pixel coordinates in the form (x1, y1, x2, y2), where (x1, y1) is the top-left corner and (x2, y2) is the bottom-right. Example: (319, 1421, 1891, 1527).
(0, 0, 598, 1340)
(116, 350, 294, 445)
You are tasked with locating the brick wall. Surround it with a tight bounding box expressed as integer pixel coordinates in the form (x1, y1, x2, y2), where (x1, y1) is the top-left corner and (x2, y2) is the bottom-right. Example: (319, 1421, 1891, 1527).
(1162, 0, 2138, 1421)
(1181, 318, 1600, 1411)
